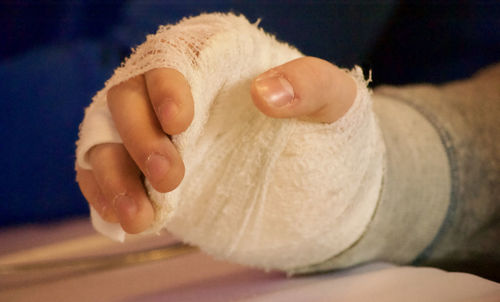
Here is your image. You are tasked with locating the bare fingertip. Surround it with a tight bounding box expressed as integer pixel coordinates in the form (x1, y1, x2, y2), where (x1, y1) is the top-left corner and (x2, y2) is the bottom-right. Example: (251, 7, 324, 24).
(254, 73, 294, 108)
(157, 100, 179, 124)
(114, 194, 138, 219)
(145, 153, 171, 185)
(115, 194, 154, 234)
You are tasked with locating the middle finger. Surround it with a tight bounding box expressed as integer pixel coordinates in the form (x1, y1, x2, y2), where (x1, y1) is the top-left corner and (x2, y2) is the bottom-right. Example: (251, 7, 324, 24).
(107, 75, 185, 192)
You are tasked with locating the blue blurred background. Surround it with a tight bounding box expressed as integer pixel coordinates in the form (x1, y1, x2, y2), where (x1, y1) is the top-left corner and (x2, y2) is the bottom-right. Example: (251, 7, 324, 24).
(1, 1, 498, 228)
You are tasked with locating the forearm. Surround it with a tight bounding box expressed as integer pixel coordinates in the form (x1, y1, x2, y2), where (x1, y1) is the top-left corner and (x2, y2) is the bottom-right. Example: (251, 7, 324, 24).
(376, 65, 500, 279)
(296, 65, 500, 278)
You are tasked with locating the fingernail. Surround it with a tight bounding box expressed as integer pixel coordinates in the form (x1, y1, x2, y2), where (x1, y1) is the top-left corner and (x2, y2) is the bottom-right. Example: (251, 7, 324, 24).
(254, 74, 294, 107)
(113, 194, 137, 217)
(157, 101, 179, 124)
(146, 153, 170, 183)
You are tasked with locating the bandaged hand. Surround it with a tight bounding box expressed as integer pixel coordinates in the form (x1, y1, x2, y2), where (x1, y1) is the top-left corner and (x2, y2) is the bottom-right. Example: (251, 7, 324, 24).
(76, 57, 357, 234)
(76, 13, 383, 271)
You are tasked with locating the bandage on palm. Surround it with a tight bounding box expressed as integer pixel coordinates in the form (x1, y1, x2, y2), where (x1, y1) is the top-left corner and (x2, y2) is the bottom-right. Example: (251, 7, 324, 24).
(76, 13, 384, 272)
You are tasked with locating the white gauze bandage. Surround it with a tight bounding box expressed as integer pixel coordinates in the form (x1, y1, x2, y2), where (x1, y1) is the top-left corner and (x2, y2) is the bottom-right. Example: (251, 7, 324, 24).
(76, 13, 385, 271)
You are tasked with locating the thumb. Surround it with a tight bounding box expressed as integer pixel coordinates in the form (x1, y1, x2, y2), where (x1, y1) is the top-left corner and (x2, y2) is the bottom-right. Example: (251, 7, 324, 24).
(250, 56, 357, 123)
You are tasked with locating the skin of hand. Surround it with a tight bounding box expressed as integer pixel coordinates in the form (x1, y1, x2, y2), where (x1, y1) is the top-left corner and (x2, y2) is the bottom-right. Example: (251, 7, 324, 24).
(75, 56, 357, 234)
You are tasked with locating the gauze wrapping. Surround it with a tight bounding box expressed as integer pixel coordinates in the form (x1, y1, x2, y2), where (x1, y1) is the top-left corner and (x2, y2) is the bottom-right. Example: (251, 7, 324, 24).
(76, 13, 385, 271)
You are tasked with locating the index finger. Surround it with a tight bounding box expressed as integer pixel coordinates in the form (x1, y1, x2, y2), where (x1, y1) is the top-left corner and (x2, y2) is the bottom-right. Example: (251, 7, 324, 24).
(145, 68, 194, 135)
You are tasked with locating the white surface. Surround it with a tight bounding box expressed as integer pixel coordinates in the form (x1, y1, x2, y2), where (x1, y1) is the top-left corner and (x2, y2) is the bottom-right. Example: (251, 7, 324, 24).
(0, 219, 499, 301)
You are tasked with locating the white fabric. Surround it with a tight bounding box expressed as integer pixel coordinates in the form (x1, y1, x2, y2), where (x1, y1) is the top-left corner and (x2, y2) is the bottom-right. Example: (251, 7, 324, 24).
(292, 93, 452, 274)
(76, 13, 385, 271)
